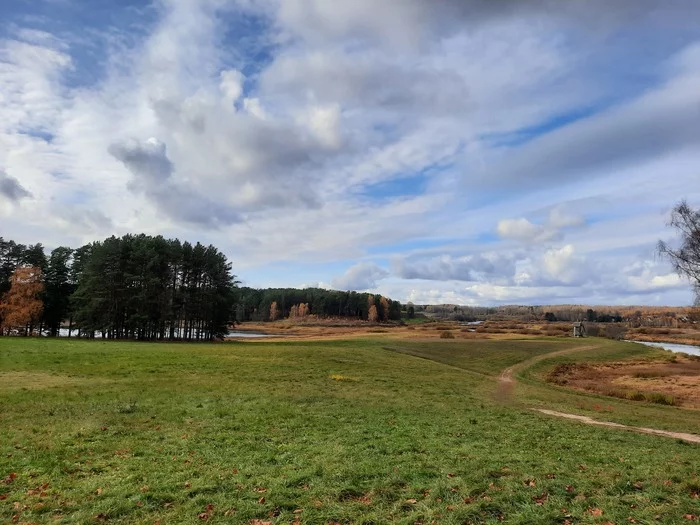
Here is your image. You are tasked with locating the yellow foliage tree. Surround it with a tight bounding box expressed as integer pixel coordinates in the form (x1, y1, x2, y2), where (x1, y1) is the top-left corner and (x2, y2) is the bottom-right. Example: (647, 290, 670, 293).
(269, 301, 279, 321)
(0, 266, 44, 335)
(368, 304, 378, 323)
(379, 296, 390, 321)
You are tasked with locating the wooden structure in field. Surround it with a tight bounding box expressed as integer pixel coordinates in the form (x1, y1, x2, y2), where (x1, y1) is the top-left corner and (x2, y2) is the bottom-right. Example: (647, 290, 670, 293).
(572, 322, 586, 338)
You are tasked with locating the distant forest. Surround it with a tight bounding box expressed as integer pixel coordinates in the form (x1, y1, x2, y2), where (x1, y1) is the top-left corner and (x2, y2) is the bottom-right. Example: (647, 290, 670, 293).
(0, 235, 402, 341)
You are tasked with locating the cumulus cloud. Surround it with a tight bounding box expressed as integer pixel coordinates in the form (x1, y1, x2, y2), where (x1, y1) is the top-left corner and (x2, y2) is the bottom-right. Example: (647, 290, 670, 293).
(332, 262, 389, 291)
(220, 69, 244, 106)
(395, 252, 518, 282)
(497, 207, 585, 243)
(1, 0, 699, 305)
(108, 138, 241, 227)
(0, 170, 32, 201)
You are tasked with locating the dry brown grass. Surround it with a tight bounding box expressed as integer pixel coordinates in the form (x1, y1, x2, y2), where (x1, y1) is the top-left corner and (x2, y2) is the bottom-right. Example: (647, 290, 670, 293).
(547, 357, 700, 408)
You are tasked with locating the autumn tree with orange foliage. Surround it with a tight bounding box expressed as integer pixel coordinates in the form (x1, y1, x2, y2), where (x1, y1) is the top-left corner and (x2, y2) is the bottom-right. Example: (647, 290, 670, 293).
(0, 267, 44, 335)
(379, 296, 390, 321)
(269, 301, 279, 321)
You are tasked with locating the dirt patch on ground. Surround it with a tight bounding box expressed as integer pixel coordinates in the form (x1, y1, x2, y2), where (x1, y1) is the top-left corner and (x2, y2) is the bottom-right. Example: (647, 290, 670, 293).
(0, 372, 102, 391)
(547, 357, 700, 408)
(535, 409, 700, 444)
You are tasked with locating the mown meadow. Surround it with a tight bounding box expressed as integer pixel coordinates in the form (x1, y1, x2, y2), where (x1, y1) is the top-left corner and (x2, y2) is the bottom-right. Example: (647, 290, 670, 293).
(1, 337, 699, 524)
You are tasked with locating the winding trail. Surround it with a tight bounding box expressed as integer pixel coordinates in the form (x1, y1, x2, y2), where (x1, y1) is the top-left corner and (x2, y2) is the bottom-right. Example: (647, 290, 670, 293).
(534, 409, 700, 444)
(495, 344, 599, 400)
(499, 343, 700, 444)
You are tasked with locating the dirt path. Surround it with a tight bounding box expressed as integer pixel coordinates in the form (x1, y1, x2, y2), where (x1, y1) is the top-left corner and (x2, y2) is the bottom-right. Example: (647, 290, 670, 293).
(496, 344, 600, 400)
(535, 409, 700, 444)
(499, 343, 700, 444)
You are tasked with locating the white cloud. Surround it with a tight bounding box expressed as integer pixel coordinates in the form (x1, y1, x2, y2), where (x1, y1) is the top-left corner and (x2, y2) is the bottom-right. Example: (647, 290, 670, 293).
(332, 263, 389, 291)
(0, 0, 698, 306)
(497, 207, 585, 243)
(220, 69, 244, 106)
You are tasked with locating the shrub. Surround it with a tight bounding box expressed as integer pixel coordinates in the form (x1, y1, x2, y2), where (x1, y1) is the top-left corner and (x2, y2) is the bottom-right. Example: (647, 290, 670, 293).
(440, 331, 455, 339)
(586, 325, 600, 337)
(644, 392, 676, 405)
(604, 325, 627, 340)
(624, 390, 646, 401)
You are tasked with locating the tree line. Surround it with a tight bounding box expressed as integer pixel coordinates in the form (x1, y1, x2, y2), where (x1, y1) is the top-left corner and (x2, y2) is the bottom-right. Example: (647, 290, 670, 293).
(0, 235, 236, 341)
(0, 235, 404, 340)
(234, 287, 402, 323)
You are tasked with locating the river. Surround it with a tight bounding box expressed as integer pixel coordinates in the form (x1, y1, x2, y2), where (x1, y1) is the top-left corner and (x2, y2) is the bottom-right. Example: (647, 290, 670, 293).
(630, 340, 700, 357)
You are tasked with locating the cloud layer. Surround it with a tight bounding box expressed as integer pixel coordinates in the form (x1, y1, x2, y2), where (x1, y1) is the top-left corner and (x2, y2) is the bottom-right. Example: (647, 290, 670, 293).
(1, 0, 699, 305)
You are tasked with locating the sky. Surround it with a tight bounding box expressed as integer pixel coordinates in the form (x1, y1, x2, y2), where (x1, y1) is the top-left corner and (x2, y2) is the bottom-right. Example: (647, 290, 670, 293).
(1, 0, 699, 306)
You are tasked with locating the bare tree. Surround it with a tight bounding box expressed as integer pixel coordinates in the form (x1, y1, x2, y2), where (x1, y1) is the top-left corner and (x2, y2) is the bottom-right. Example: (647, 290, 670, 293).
(658, 200, 700, 303)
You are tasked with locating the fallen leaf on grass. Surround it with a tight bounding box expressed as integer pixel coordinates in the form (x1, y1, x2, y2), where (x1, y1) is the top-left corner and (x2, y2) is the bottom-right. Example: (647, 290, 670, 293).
(2, 473, 17, 484)
(565, 485, 574, 493)
(140, 485, 149, 493)
(254, 487, 267, 493)
(533, 493, 548, 505)
(406, 498, 417, 504)
(589, 508, 603, 517)
(684, 515, 697, 521)
(96, 488, 103, 495)
(249, 521, 271, 525)
(257, 497, 265, 504)
(524, 479, 536, 487)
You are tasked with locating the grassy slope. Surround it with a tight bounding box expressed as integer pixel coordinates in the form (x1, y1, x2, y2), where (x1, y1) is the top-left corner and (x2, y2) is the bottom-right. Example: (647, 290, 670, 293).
(0, 337, 698, 524)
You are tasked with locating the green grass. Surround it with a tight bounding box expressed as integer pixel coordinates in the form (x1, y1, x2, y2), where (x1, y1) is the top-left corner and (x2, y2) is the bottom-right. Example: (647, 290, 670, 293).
(1, 337, 699, 524)
(517, 340, 700, 434)
(383, 338, 583, 376)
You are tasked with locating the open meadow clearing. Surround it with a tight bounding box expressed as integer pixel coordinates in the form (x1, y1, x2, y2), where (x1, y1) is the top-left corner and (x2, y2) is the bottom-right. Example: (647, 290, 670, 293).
(1, 337, 699, 524)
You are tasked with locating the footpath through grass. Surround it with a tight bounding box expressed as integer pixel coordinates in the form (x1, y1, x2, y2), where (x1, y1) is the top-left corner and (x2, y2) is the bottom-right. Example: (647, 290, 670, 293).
(1, 337, 699, 524)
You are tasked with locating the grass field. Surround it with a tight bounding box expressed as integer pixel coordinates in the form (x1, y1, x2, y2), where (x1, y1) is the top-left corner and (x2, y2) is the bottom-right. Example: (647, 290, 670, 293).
(1, 337, 699, 524)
